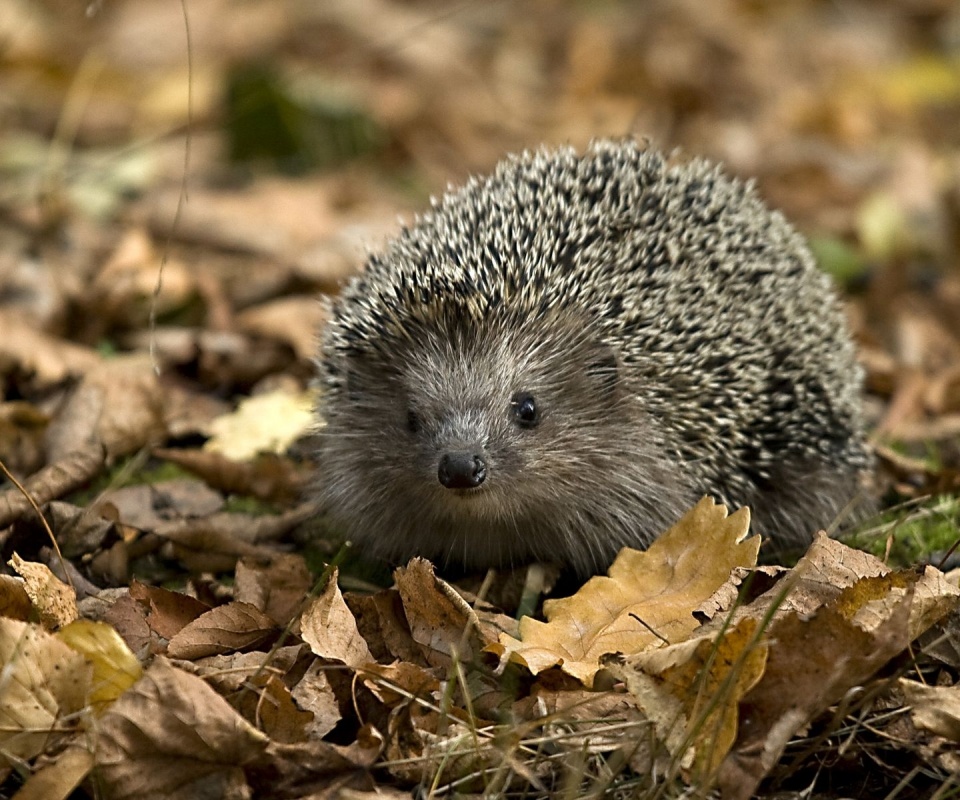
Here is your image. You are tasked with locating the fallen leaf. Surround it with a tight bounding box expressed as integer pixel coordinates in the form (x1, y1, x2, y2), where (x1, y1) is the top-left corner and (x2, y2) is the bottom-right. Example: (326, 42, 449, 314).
(10, 745, 95, 800)
(0, 574, 32, 620)
(0, 445, 106, 529)
(492, 498, 758, 685)
(44, 354, 168, 461)
(345, 588, 423, 665)
(57, 619, 143, 712)
(512, 687, 659, 777)
(0, 618, 92, 766)
(606, 616, 768, 781)
(249, 674, 315, 743)
(235, 554, 312, 627)
(359, 661, 441, 707)
(9, 553, 78, 629)
(301, 568, 374, 668)
(167, 601, 279, 660)
(395, 558, 499, 667)
(901, 679, 960, 741)
(153, 447, 308, 505)
(235, 296, 327, 362)
(259, 725, 383, 795)
(717, 572, 919, 800)
(0, 310, 99, 390)
(95, 658, 269, 799)
(187, 646, 305, 693)
(103, 591, 158, 659)
(96, 479, 225, 532)
(289, 658, 343, 740)
(204, 387, 316, 461)
(129, 580, 212, 640)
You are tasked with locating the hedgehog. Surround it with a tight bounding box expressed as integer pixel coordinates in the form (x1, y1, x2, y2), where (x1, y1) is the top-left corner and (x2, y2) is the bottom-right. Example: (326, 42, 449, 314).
(315, 140, 870, 576)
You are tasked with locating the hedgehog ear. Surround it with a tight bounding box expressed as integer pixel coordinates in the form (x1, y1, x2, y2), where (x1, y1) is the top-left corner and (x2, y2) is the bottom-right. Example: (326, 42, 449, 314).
(585, 344, 620, 406)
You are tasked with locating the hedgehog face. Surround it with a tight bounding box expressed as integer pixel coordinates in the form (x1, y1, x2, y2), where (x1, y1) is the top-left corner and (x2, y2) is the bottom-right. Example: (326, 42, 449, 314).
(317, 311, 671, 571)
(394, 318, 624, 518)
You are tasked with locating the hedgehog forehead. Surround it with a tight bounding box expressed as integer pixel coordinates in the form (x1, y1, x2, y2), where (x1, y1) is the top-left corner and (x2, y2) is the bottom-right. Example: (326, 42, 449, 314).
(398, 306, 586, 373)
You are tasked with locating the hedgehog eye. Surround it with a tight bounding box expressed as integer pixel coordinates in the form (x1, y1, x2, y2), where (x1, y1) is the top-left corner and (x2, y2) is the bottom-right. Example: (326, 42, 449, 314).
(406, 409, 422, 434)
(510, 392, 539, 428)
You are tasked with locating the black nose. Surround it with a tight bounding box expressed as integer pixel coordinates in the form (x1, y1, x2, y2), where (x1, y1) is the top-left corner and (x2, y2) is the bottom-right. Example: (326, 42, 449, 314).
(438, 452, 487, 489)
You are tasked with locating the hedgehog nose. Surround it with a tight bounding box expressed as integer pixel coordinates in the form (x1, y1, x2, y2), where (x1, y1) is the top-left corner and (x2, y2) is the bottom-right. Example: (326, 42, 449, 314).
(438, 452, 487, 489)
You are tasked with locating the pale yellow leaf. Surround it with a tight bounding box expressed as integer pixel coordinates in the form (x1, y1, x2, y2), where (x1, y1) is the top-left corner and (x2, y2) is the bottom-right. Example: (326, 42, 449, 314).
(57, 619, 143, 712)
(492, 498, 758, 686)
(205, 388, 315, 461)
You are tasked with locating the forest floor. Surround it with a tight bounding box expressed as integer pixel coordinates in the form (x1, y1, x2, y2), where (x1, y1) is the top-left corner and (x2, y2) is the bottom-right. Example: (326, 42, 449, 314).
(2, 1, 960, 798)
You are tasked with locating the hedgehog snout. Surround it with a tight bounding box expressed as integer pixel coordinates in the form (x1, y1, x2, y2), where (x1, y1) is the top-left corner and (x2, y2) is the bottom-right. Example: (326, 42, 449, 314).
(438, 451, 487, 489)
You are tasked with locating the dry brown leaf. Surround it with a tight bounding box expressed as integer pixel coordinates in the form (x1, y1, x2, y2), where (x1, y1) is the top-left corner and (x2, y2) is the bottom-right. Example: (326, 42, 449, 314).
(96, 479, 225, 533)
(289, 658, 343, 740)
(204, 388, 315, 462)
(738, 532, 891, 623)
(10, 745, 95, 800)
(515, 688, 654, 770)
(395, 558, 499, 667)
(492, 498, 758, 685)
(345, 588, 423, 665)
(301, 568, 374, 668)
(95, 658, 269, 799)
(717, 571, 919, 800)
(836, 567, 960, 640)
(235, 554, 312, 627)
(44, 354, 168, 462)
(250, 674, 315, 743)
(90, 227, 196, 330)
(187, 645, 305, 693)
(9, 553, 78, 629)
(103, 592, 157, 659)
(381, 704, 506, 789)
(122, 326, 292, 390)
(901, 679, 960, 741)
(155, 503, 316, 571)
(28, 500, 117, 560)
(359, 661, 442, 707)
(161, 384, 232, 441)
(0, 310, 100, 389)
(606, 616, 768, 781)
(235, 296, 327, 362)
(0, 445, 106, 529)
(129, 580, 212, 640)
(0, 618, 92, 767)
(147, 178, 340, 263)
(166, 601, 279, 660)
(153, 447, 309, 505)
(335, 789, 416, 800)
(0, 399, 49, 477)
(260, 725, 383, 795)
(0, 574, 32, 620)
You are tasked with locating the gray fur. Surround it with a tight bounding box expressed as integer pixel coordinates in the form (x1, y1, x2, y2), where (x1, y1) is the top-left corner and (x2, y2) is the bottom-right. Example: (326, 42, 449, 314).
(316, 140, 870, 575)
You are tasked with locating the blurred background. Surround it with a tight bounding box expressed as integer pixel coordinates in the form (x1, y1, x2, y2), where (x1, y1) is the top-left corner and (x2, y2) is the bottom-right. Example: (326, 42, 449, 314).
(2, 0, 960, 560)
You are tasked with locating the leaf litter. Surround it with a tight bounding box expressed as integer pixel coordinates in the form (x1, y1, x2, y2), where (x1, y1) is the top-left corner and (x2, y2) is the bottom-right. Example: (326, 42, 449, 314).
(2, 1, 960, 798)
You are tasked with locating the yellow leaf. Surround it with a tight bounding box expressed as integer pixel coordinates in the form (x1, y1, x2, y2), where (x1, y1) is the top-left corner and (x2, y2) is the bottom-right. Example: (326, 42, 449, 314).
(57, 619, 143, 713)
(205, 388, 316, 461)
(608, 617, 768, 781)
(492, 497, 759, 686)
